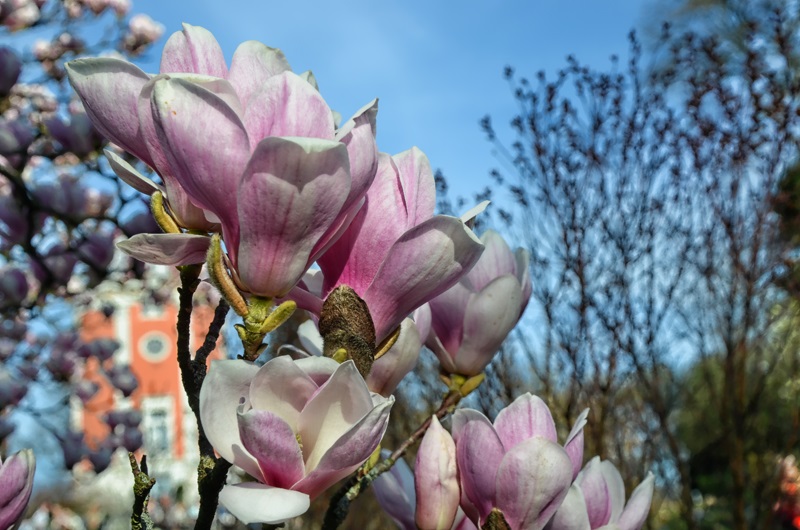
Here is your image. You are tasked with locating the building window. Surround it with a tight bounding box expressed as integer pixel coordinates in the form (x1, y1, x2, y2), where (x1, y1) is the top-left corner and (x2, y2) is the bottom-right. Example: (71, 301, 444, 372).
(141, 396, 173, 456)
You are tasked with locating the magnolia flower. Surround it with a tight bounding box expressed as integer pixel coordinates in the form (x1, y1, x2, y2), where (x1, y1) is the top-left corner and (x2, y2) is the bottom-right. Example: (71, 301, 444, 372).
(415, 416, 460, 530)
(284, 317, 423, 397)
(0, 46, 21, 97)
(452, 394, 588, 530)
(44, 112, 104, 158)
(0, 449, 35, 529)
(546, 458, 654, 530)
(373, 449, 477, 530)
(314, 148, 484, 344)
(199, 357, 393, 524)
(68, 24, 379, 299)
(417, 230, 531, 377)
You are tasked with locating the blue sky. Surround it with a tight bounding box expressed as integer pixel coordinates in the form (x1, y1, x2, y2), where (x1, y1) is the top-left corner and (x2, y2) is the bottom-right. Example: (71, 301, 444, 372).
(131, 0, 651, 204)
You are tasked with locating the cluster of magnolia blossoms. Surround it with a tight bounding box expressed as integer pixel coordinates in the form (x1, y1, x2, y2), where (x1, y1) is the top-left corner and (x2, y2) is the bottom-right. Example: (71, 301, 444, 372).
(0, 449, 35, 528)
(374, 395, 654, 530)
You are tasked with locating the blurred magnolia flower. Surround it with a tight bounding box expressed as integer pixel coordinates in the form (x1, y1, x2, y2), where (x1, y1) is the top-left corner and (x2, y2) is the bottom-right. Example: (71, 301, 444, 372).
(373, 449, 476, 530)
(417, 230, 531, 377)
(284, 316, 422, 397)
(0, 0, 42, 31)
(69, 24, 379, 300)
(199, 356, 393, 524)
(0, 267, 28, 308)
(0, 449, 35, 529)
(452, 394, 588, 529)
(0, 118, 35, 169)
(547, 458, 654, 530)
(0, 46, 21, 97)
(311, 148, 484, 348)
(123, 14, 163, 54)
(45, 111, 103, 158)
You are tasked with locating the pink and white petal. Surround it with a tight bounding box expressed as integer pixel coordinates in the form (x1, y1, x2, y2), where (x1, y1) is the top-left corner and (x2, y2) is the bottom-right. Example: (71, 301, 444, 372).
(104, 149, 160, 195)
(150, 77, 249, 245)
(248, 356, 320, 429)
(116, 233, 210, 266)
(616, 473, 654, 530)
(453, 410, 505, 522)
(451, 408, 492, 444)
(199, 360, 260, 476)
(0, 449, 34, 529)
(547, 485, 592, 530)
(373, 454, 417, 530)
(285, 284, 324, 315)
(236, 137, 350, 297)
(237, 408, 305, 489)
(243, 71, 335, 147)
(456, 275, 523, 375)
(293, 355, 340, 386)
(427, 282, 471, 359)
(364, 215, 485, 342)
(495, 437, 573, 530)
(160, 23, 228, 78)
(65, 58, 152, 165)
(459, 201, 489, 228)
(368, 318, 421, 397)
(600, 461, 626, 523)
(392, 147, 436, 226)
(493, 393, 558, 451)
(218, 483, 309, 525)
(576, 458, 612, 528)
(293, 396, 393, 498)
(298, 361, 377, 471)
(228, 40, 291, 110)
(564, 408, 589, 481)
(428, 332, 459, 375)
(277, 344, 311, 360)
(466, 230, 517, 292)
(334, 99, 379, 215)
(415, 416, 459, 530)
(515, 247, 532, 310)
(413, 303, 432, 345)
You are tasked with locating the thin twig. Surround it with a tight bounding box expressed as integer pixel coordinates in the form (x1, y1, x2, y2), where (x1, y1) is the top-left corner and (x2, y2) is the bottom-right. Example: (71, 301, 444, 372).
(130, 453, 156, 530)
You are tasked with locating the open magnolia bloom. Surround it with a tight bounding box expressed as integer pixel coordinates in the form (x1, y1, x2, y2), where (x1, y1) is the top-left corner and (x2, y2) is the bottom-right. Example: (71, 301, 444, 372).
(452, 394, 588, 530)
(546, 458, 654, 530)
(309, 148, 484, 345)
(199, 357, 393, 524)
(67, 24, 378, 297)
(416, 229, 532, 377)
(0, 449, 35, 529)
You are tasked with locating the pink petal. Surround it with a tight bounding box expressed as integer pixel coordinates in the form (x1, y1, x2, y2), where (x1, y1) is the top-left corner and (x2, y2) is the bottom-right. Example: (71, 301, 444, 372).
(373, 454, 417, 530)
(297, 360, 376, 472)
(0, 449, 34, 530)
(248, 356, 320, 430)
(600, 460, 626, 522)
(199, 360, 261, 479)
(243, 71, 335, 148)
(515, 247, 532, 313)
(293, 395, 393, 499)
(493, 393, 558, 451)
(427, 282, 471, 361)
(297, 320, 323, 356)
(104, 149, 161, 195)
(237, 408, 305, 488)
(547, 485, 592, 530)
(218, 483, 309, 525)
(415, 416, 459, 530)
(453, 409, 505, 522)
(236, 137, 350, 297)
(318, 153, 407, 296)
(412, 303, 432, 344)
(334, 99, 379, 216)
(150, 77, 249, 246)
(65, 58, 152, 165)
(466, 230, 517, 292)
(228, 40, 291, 110)
(617, 473, 654, 530)
(495, 437, 573, 530)
(160, 23, 228, 78)
(293, 355, 340, 386)
(393, 147, 436, 227)
(576, 458, 612, 528)
(116, 233, 210, 266)
(456, 275, 523, 375)
(364, 215, 485, 342)
(367, 317, 421, 397)
(565, 409, 589, 481)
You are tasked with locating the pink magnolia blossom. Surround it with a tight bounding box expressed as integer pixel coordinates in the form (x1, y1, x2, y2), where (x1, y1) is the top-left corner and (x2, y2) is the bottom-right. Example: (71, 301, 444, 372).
(452, 394, 588, 530)
(415, 415, 460, 530)
(373, 450, 477, 530)
(199, 356, 393, 524)
(416, 230, 531, 376)
(284, 316, 423, 397)
(314, 148, 484, 343)
(546, 458, 654, 530)
(0, 448, 35, 529)
(0, 46, 21, 97)
(67, 24, 379, 298)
